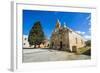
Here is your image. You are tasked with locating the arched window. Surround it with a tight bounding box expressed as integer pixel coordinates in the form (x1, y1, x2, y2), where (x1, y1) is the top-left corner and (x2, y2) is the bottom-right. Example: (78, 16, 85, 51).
(76, 38, 77, 44)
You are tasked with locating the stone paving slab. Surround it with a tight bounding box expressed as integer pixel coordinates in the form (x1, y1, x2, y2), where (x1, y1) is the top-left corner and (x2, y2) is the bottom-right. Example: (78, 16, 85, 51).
(22, 49, 91, 63)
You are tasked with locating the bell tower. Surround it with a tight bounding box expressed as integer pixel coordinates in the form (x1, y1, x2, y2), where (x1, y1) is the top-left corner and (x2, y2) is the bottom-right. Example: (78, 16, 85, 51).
(55, 19, 61, 32)
(56, 19, 61, 29)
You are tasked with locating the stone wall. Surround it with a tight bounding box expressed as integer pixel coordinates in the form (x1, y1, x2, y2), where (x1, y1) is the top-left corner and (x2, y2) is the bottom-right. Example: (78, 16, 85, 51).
(68, 31, 85, 52)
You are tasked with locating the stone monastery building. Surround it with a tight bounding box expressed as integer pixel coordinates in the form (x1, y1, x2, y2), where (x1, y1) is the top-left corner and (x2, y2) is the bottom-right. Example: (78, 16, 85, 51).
(50, 20, 85, 52)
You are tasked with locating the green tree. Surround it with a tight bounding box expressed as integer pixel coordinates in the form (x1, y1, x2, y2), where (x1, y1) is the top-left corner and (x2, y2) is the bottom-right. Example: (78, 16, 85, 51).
(28, 21, 45, 48)
(85, 40, 91, 46)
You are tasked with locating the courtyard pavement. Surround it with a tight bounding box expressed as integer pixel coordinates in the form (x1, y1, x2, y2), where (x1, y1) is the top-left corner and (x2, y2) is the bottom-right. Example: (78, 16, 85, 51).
(22, 48, 91, 63)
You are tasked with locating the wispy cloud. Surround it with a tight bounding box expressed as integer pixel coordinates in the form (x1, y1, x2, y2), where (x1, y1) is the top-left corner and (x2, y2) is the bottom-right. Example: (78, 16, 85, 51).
(76, 30, 91, 40)
(88, 22, 91, 25)
(76, 31, 85, 35)
(23, 35, 28, 38)
(84, 35, 91, 40)
(86, 15, 91, 20)
(86, 14, 91, 26)
(89, 28, 91, 34)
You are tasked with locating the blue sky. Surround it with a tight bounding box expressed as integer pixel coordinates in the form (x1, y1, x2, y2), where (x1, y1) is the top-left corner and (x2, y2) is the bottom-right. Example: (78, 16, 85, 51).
(23, 10, 91, 40)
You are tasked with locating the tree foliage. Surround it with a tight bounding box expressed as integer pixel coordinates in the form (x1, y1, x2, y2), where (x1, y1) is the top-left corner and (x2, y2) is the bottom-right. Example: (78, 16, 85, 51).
(28, 21, 45, 47)
(85, 40, 91, 46)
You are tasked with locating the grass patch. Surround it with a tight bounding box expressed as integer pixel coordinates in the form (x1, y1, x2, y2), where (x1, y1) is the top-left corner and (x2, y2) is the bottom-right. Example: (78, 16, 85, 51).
(76, 47, 90, 55)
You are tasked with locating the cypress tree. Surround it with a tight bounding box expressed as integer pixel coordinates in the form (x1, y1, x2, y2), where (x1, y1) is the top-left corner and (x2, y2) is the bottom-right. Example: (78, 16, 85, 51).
(28, 21, 45, 48)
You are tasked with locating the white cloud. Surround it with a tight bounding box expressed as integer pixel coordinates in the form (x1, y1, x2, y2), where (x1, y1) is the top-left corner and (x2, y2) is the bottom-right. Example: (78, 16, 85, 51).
(86, 15, 91, 20)
(76, 30, 91, 40)
(76, 31, 85, 35)
(89, 28, 91, 33)
(88, 22, 91, 25)
(84, 35, 91, 40)
(23, 35, 28, 38)
(86, 14, 91, 26)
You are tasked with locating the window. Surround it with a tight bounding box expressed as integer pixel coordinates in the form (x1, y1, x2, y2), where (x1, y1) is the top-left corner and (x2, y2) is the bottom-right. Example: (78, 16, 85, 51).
(25, 38, 27, 40)
(81, 40, 83, 44)
(76, 38, 77, 44)
(70, 30, 72, 33)
(24, 43, 25, 45)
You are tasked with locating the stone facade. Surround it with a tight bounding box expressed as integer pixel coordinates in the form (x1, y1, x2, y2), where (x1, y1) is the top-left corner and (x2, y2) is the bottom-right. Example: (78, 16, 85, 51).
(50, 20, 85, 52)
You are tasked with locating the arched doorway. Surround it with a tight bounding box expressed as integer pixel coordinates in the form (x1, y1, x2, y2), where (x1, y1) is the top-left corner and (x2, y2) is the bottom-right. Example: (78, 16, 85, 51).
(60, 41, 62, 50)
(72, 46, 77, 52)
(52, 42, 54, 48)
